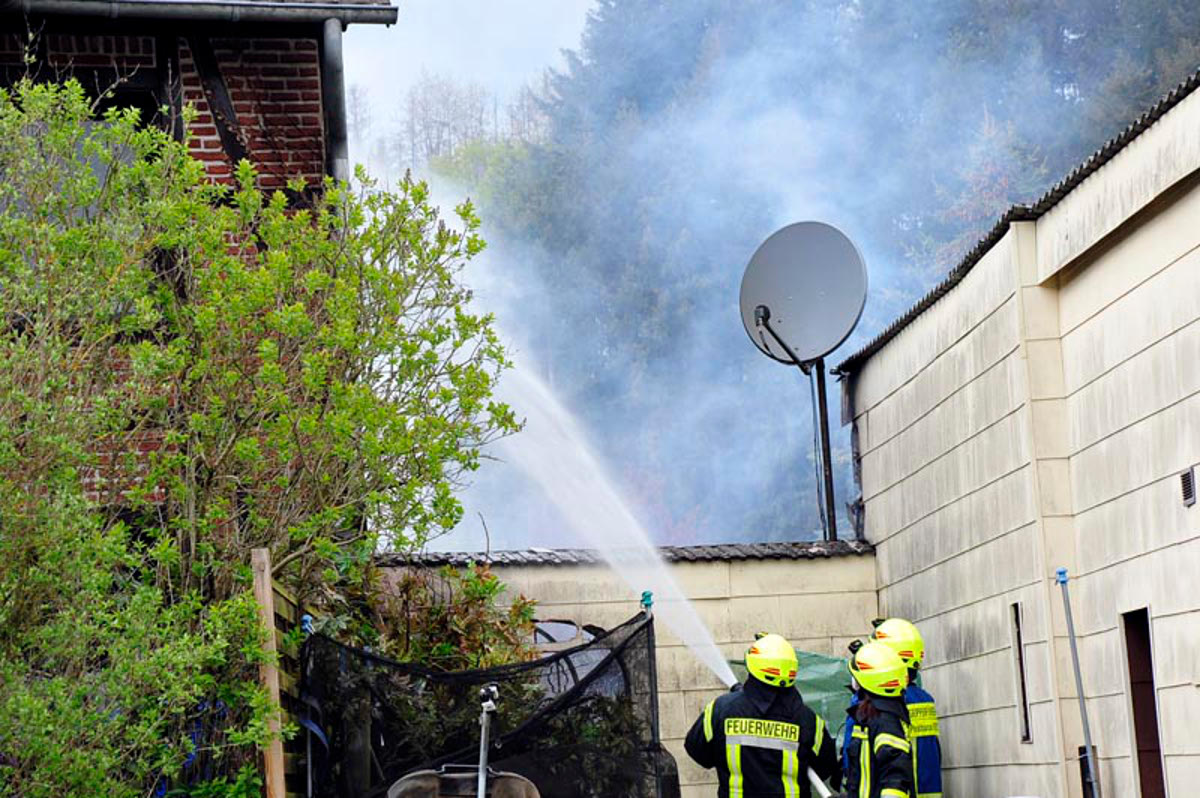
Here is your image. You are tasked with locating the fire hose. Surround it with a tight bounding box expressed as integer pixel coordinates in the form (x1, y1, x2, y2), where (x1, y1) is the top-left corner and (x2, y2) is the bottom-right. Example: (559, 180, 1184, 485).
(807, 767, 834, 798)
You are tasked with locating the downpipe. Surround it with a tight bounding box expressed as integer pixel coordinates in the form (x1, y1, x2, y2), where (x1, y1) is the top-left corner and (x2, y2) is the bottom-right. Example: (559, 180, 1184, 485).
(641, 591, 663, 798)
(321, 17, 350, 184)
(1057, 568, 1102, 798)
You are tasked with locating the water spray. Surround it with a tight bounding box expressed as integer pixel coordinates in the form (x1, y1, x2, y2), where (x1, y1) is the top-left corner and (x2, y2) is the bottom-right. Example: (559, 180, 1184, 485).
(484, 365, 738, 688)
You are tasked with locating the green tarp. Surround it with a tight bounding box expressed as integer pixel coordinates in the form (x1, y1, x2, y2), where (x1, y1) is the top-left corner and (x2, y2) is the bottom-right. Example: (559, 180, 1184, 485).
(729, 650, 852, 741)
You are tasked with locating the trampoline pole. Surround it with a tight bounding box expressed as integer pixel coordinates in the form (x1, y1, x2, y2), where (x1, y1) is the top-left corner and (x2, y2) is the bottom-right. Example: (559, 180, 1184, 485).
(477, 684, 499, 798)
(642, 591, 662, 798)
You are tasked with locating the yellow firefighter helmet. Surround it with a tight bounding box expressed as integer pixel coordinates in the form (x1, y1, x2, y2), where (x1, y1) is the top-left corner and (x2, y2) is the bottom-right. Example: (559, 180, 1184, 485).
(870, 617, 925, 669)
(746, 633, 798, 688)
(848, 641, 907, 698)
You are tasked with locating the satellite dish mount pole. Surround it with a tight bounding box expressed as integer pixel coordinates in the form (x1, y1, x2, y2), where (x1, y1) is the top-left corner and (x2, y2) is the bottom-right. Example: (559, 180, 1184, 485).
(755, 305, 838, 542)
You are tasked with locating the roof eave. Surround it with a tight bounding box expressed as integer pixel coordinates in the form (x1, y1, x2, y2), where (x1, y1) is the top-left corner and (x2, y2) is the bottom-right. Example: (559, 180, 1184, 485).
(12, 0, 397, 26)
(382, 539, 876, 568)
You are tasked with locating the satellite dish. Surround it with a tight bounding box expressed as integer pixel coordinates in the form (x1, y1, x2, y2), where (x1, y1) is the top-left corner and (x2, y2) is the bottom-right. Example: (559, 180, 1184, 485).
(738, 221, 868, 544)
(739, 221, 867, 364)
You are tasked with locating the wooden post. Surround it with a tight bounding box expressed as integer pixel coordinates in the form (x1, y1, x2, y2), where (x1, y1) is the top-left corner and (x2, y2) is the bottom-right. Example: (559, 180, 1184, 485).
(252, 548, 287, 798)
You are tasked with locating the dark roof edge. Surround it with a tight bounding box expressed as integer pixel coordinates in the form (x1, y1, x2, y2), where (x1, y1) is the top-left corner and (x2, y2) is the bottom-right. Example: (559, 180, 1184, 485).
(11, 0, 398, 26)
(835, 66, 1200, 376)
(380, 539, 874, 568)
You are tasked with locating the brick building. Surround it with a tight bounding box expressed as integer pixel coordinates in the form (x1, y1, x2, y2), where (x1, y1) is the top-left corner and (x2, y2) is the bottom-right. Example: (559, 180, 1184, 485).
(1, 0, 397, 189)
(1, 3, 396, 795)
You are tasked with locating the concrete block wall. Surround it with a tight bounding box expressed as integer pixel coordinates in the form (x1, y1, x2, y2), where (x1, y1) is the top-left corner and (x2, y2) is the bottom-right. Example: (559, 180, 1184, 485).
(1052, 171, 1200, 797)
(488, 554, 878, 798)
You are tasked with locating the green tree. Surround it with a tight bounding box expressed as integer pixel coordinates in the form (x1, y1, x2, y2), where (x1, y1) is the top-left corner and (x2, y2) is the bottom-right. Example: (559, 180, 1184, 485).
(0, 77, 515, 795)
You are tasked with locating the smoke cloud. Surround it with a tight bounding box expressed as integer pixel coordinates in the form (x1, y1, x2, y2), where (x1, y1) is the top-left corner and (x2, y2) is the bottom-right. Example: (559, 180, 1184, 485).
(344, 1, 1199, 551)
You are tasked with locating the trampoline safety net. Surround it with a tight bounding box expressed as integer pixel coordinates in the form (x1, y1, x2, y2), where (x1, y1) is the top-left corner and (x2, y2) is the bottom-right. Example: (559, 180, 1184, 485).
(300, 612, 680, 797)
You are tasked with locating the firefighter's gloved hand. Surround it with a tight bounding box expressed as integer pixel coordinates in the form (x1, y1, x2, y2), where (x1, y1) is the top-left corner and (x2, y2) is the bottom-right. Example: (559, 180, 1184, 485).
(728, 682, 742, 693)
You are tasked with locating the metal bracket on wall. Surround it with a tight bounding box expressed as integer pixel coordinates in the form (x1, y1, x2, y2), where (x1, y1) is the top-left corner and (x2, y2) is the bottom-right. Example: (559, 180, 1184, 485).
(186, 36, 248, 167)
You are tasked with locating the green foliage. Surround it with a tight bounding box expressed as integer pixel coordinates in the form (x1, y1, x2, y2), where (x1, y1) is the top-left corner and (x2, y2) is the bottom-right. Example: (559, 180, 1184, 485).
(0, 77, 516, 795)
(321, 562, 538, 668)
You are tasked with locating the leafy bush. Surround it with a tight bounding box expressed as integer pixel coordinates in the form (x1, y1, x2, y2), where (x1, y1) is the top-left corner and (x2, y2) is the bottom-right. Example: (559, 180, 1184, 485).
(0, 78, 516, 795)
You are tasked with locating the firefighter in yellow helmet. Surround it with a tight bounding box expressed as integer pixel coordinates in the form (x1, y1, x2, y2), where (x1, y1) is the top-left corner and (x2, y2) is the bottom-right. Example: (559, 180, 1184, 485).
(871, 619, 941, 798)
(685, 633, 841, 797)
(843, 641, 915, 798)
(842, 619, 941, 797)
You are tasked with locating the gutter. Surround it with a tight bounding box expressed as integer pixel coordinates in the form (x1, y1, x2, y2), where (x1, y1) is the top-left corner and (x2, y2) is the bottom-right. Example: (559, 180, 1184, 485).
(12, 0, 397, 26)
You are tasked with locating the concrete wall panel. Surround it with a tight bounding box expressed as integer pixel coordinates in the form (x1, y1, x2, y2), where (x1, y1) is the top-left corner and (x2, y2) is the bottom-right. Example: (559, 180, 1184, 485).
(862, 350, 1026, 494)
(854, 235, 1019, 420)
(867, 410, 1031, 541)
(1156, 682, 1200, 756)
(1073, 469, 1200, 577)
(1069, 391, 1200, 514)
(1066, 311, 1200, 456)
(1060, 246, 1200, 396)
(1149, 611, 1200, 687)
(1036, 86, 1200, 281)
(860, 303, 1022, 456)
(1166, 755, 1200, 798)
(876, 466, 1037, 585)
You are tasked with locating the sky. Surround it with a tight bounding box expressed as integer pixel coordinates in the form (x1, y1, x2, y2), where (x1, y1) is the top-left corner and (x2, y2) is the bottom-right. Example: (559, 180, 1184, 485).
(344, 0, 595, 146)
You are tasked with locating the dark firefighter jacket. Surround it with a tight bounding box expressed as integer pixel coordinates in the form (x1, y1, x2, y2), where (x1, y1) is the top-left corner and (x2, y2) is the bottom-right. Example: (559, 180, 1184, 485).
(684, 678, 841, 798)
(842, 683, 942, 797)
(843, 695, 915, 798)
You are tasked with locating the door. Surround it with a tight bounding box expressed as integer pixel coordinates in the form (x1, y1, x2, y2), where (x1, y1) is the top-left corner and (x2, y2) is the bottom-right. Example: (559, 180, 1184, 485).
(1123, 608, 1167, 798)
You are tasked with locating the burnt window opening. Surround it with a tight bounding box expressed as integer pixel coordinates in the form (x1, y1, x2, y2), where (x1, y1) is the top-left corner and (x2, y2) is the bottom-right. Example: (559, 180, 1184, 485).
(1010, 602, 1032, 743)
(0, 31, 179, 134)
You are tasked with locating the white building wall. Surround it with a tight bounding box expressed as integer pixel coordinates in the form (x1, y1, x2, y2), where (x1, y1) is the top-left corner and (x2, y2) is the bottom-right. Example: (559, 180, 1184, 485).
(850, 232, 1066, 798)
(1055, 175, 1200, 797)
(848, 84, 1200, 798)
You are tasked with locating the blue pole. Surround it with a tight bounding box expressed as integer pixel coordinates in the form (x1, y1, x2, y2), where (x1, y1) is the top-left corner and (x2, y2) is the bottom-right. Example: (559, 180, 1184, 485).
(1057, 568, 1102, 798)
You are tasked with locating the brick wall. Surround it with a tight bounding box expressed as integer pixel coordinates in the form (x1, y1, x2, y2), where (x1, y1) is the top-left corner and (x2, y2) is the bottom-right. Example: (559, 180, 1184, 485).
(179, 38, 326, 189)
(0, 32, 27, 64)
(0, 33, 155, 70)
(48, 34, 157, 70)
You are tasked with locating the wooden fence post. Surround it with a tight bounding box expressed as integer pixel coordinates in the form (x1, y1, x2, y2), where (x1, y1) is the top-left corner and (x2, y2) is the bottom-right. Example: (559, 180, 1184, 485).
(252, 548, 287, 798)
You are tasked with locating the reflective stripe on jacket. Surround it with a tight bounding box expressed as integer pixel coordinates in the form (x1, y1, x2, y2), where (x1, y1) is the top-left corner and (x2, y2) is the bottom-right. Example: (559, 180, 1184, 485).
(684, 678, 841, 798)
(904, 684, 942, 798)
